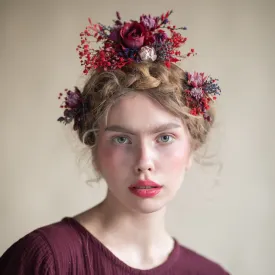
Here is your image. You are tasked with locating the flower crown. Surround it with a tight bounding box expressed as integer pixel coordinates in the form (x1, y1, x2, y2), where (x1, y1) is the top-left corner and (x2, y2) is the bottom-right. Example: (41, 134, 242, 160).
(58, 10, 221, 127)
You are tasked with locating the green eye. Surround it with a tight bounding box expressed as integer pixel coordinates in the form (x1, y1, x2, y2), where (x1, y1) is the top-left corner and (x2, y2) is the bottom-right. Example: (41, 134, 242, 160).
(113, 136, 129, 144)
(158, 135, 174, 143)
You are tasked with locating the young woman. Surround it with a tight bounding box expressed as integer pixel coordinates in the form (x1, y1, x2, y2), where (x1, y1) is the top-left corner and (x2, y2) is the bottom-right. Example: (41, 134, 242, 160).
(0, 11, 230, 275)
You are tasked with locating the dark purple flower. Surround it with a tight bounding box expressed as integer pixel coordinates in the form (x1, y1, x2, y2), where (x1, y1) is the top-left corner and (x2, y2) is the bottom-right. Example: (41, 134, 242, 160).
(154, 30, 168, 43)
(65, 89, 82, 108)
(109, 26, 122, 42)
(57, 87, 87, 127)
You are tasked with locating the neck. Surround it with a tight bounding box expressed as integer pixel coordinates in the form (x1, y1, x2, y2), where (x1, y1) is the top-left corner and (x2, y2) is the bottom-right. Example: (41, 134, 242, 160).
(75, 190, 175, 268)
(78, 189, 172, 250)
(100, 191, 168, 243)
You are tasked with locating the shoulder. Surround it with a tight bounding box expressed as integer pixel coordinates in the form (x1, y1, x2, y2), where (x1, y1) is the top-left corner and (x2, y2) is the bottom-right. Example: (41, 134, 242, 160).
(0, 218, 83, 275)
(178, 244, 230, 275)
(35, 217, 83, 252)
(0, 228, 55, 274)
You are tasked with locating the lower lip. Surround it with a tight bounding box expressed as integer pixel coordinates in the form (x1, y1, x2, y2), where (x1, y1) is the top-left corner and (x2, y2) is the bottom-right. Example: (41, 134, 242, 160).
(129, 187, 162, 198)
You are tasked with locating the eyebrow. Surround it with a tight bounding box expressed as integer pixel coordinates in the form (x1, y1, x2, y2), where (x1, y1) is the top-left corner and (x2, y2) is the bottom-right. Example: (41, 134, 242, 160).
(104, 122, 182, 135)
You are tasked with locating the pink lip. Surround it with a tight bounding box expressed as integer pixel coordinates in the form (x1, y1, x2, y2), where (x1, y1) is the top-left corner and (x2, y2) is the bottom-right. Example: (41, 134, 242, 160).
(129, 180, 162, 198)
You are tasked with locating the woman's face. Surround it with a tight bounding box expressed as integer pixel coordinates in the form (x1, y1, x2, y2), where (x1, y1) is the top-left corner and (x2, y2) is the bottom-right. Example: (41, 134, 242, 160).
(96, 92, 192, 213)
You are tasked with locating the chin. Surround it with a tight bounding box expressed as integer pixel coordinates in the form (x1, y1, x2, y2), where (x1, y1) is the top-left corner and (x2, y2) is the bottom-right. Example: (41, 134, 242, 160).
(126, 197, 169, 214)
(106, 188, 176, 214)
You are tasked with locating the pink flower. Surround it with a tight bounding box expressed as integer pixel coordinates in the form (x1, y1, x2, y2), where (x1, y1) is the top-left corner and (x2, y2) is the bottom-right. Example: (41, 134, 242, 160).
(188, 72, 207, 87)
(120, 21, 145, 49)
(190, 87, 203, 100)
(140, 15, 156, 30)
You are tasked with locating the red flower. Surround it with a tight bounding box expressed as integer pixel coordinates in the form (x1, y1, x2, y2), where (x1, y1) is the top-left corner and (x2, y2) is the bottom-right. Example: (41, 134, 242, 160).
(165, 61, 171, 68)
(120, 21, 145, 48)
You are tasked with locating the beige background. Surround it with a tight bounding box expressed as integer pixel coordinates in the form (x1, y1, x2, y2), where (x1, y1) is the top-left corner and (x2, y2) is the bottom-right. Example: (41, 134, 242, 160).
(1, 0, 275, 274)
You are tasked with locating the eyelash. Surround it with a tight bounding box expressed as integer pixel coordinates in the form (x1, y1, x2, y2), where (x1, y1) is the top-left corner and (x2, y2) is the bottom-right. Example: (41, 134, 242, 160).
(111, 134, 176, 145)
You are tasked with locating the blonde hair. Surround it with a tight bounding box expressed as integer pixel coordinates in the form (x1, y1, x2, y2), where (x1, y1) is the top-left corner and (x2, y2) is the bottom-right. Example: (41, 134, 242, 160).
(75, 62, 215, 155)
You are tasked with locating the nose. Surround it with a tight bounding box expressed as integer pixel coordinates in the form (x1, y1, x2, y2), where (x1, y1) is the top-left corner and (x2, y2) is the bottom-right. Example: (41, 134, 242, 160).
(134, 143, 155, 174)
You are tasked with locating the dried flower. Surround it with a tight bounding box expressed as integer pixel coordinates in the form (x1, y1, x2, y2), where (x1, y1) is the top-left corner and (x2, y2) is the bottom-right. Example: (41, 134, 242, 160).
(139, 46, 157, 61)
(76, 11, 192, 74)
(140, 14, 156, 30)
(120, 22, 146, 49)
(154, 30, 168, 43)
(184, 71, 221, 120)
(65, 89, 82, 108)
(187, 72, 207, 87)
(57, 87, 88, 129)
(190, 87, 204, 100)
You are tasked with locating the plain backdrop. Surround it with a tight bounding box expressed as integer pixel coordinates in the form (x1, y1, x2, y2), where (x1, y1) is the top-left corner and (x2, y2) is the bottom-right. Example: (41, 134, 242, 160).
(1, 0, 275, 274)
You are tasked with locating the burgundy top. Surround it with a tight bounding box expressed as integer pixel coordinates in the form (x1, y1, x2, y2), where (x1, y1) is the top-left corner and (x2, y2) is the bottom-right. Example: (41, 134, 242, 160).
(0, 218, 230, 274)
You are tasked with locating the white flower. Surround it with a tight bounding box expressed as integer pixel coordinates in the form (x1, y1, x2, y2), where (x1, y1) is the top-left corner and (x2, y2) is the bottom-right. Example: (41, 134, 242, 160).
(139, 46, 157, 62)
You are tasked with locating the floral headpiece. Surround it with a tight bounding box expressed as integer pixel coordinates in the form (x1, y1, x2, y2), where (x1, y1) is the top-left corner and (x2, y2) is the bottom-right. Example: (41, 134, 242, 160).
(57, 87, 88, 130)
(57, 10, 221, 126)
(184, 71, 221, 120)
(77, 10, 195, 73)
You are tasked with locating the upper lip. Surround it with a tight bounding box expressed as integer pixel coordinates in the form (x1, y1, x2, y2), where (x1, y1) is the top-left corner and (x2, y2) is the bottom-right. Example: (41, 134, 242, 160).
(129, 180, 162, 188)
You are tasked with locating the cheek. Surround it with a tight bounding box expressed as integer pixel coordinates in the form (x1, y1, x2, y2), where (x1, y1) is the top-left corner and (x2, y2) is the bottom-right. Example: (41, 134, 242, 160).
(96, 142, 130, 176)
(160, 140, 191, 172)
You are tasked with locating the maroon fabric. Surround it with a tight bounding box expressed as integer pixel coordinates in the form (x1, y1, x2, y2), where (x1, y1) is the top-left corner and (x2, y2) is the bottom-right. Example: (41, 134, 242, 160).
(0, 218, 230, 274)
